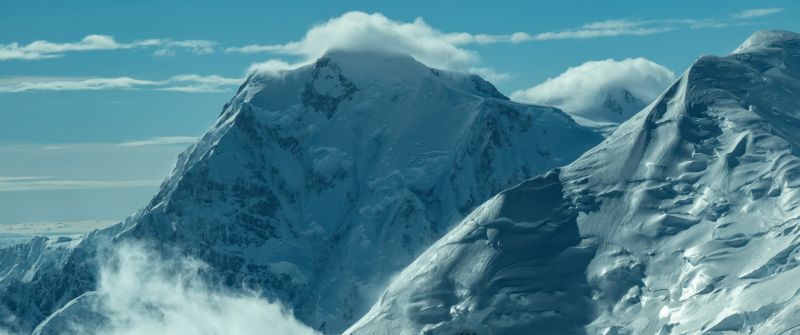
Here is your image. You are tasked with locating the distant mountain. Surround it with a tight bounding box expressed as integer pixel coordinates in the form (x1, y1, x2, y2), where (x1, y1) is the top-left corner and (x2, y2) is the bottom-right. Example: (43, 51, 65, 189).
(511, 57, 676, 136)
(346, 30, 800, 335)
(0, 50, 601, 334)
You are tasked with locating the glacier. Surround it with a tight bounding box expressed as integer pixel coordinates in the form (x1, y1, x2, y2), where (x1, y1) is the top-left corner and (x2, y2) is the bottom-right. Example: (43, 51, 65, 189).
(345, 30, 800, 335)
(0, 50, 601, 334)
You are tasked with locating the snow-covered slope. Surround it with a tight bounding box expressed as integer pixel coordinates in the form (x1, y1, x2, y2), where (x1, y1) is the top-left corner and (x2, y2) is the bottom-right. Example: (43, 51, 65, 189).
(346, 30, 800, 335)
(0, 50, 601, 334)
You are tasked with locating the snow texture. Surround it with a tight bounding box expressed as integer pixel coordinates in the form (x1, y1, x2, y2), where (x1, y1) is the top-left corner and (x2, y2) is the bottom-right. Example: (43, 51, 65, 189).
(346, 30, 800, 335)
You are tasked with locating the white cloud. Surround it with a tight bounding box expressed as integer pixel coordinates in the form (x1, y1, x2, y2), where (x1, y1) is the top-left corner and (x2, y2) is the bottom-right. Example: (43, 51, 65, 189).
(467, 67, 513, 83)
(0, 74, 243, 93)
(229, 12, 689, 66)
(1, 9, 781, 64)
(511, 58, 676, 123)
(0, 35, 216, 61)
(0, 77, 158, 92)
(40, 244, 320, 335)
(245, 59, 299, 77)
(160, 74, 242, 92)
(0, 176, 53, 182)
(118, 136, 198, 147)
(0, 176, 162, 192)
(155, 40, 217, 57)
(230, 11, 494, 76)
(732, 8, 783, 19)
(225, 44, 284, 54)
(511, 19, 673, 42)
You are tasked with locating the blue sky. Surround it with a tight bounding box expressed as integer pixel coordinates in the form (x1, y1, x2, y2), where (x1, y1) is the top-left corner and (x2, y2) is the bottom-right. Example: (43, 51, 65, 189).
(1, 0, 798, 241)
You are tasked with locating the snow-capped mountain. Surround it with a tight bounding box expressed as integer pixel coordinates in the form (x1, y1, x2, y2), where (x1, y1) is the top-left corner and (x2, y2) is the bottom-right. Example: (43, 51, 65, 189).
(346, 30, 800, 335)
(0, 50, 601, 333)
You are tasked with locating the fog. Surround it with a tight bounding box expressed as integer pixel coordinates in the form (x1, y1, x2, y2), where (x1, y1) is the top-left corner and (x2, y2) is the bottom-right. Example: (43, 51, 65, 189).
(31, 243, 320, 335)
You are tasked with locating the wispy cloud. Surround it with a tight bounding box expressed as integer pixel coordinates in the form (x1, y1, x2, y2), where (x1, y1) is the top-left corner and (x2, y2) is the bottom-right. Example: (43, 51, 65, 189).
(0, 77, 158, 92)
(58, 244, 322, 335)
(118, 136, 198, 147)
(0, 74, 242, 93)
(0, 176, 162, 192)
(159, 74, 243, 92)
(509, 19, 683, 42)
(509, 9, 782, 41)
(467, 67, 513, 83)
(229, 9, 777, 80)
(225, 44, 285, 54)
(227, 9, 777, 59)
(732, 8, 783, 19)
(0, 176, 51, 182)
(154, 40, 217, 57)
(0, 8, 784, 64)
(455, 14, 765, 43)
(0, 219, 117, 236)
(0, 35, 217, 61)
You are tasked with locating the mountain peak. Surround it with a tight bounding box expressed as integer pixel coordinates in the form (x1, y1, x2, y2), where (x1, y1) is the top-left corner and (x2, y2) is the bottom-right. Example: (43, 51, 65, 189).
(733, 29, 800, 54)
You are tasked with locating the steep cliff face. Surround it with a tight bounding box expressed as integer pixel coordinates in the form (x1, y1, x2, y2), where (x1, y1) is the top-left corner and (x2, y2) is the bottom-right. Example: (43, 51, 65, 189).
(0, 50, 601, 334)
(347, 30, 800, 335)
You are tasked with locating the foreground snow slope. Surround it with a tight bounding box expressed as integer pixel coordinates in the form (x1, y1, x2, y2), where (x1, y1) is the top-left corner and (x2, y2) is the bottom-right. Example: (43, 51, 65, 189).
(346, 30, 800, 335)
(0, 50, 600, 333)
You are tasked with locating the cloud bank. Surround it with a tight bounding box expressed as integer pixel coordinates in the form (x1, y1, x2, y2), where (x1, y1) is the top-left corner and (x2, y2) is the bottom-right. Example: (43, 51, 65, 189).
(0, 74, 242, 93)
(0, 35, 216, 61)
(233, 9, 781, 80)
(511, 58, 676, 123)
(31, 244, 319, 335)
(0, 7, 784, 67)
(234, 12, 508, 80)
(1, 8, 784, 87)
(117, 136, 198, 147)
(0, 176, 162, 192)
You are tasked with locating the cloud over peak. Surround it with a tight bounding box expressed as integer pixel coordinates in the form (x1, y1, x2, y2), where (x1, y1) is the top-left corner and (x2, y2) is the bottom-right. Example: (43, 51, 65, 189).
(511, 58, 676, 124)
(232, 12, 509, 81)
